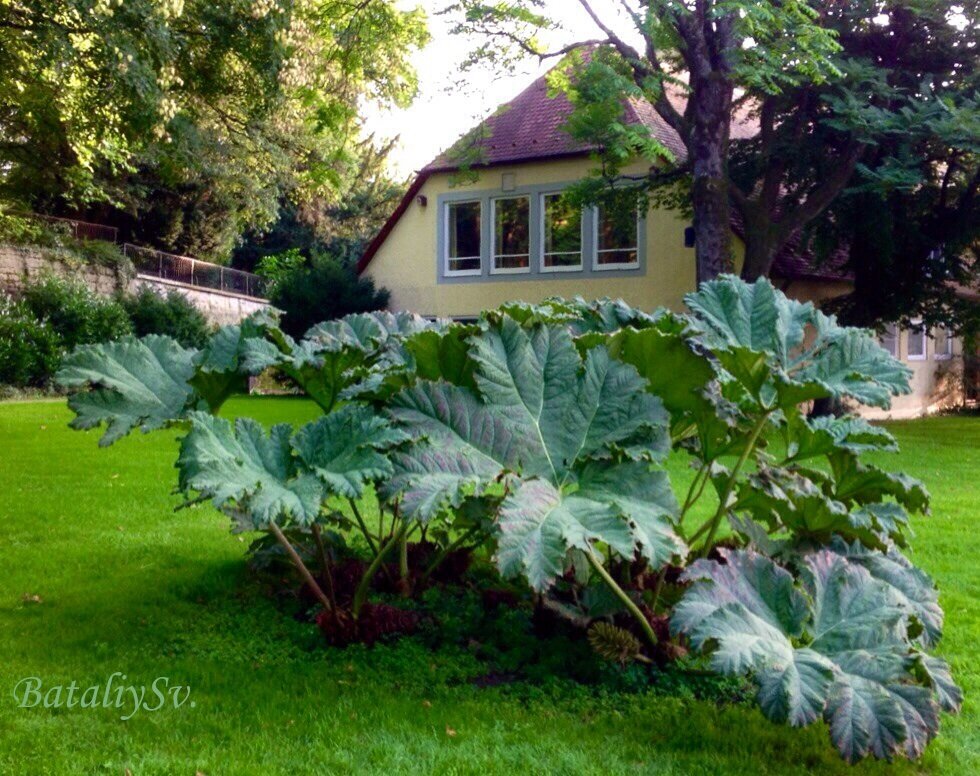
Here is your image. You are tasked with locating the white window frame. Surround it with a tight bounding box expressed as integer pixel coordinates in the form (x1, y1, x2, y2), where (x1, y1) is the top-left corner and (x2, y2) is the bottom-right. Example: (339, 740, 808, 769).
(592, 205, 641, 271)
(444, 199, 483, 277)
(879, 323, 899, 358)
(539, 191, 584, 273)
(906, 321, 927, 361)
(490, 195, 531, 275)
(933, 325, 953, 361)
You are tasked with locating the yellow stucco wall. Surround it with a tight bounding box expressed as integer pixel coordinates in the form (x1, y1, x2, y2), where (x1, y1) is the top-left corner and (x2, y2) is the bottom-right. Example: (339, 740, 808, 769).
(363, 158, 711, 317)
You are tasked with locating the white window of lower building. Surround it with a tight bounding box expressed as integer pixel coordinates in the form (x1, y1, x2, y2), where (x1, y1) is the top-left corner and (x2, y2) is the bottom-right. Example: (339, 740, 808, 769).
(934, 325, 953, 360)
(594, 200, 640, 270)
(879, 323, 898, 358)
(540, 193, 583, 271)
(907, 321, 927, 361)
(445, 200, 482, 276)
(491, 196, 530, 274)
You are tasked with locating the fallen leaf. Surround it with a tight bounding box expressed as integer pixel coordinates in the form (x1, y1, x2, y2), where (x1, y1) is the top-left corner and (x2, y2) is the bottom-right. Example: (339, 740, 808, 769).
(445, 726, 457, 737)
(22, 594, 42, 604)
(422, 700, 432, 708)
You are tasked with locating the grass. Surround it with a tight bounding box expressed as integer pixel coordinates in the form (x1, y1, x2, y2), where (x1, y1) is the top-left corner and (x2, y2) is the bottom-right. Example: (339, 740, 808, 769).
(0, 397, 976, 775)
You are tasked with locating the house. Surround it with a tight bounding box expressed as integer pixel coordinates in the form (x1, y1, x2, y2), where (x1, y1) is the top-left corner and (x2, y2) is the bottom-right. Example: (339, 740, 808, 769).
(359, 61, 964, 419)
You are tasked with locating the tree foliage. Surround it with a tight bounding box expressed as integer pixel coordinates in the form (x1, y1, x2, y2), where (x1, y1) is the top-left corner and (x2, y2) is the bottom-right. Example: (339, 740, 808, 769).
(442, 0, 841, 280)
(0, 0, 427, 260)
(56, 276, 959, 762)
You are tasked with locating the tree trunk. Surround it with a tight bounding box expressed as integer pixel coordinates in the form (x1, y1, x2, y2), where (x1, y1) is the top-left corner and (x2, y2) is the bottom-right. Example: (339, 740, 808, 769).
(740, 227, 777, 282)
(690, 77, 734, 283)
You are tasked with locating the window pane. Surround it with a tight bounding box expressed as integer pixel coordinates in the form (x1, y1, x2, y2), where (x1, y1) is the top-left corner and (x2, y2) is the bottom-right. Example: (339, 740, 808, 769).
(879, 324, 898, 357)
(934, 326, 952, 358)
(596, 202, 638, 266)
(493, 197, 530, 270)
(542, 194, 581, 268)
(907, 324, 926, 358)
(448, 201, 481, 273)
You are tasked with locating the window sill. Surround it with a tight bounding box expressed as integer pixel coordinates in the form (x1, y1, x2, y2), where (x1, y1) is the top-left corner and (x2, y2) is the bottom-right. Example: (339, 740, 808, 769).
(594, 262, 640, 272)
(490, 266, 531, 276)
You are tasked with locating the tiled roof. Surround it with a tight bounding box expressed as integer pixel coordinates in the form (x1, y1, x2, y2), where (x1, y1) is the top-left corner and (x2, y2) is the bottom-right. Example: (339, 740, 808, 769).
(424, 61, 688, 172)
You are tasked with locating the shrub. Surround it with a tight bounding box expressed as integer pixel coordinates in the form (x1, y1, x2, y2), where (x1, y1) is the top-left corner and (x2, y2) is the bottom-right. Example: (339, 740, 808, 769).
(56, 276, 961, 763)
(0, 210, 130, 271)
(269, 253, 390, 338)
(20, 274, 131, 350)
(0, 295, 62, 387)
(254, 248, 306, 291)
(121, 287, 212, 348)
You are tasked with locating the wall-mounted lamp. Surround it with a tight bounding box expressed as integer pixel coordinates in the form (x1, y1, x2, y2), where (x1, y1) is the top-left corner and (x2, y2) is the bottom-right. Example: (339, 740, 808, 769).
(416, 195, 428, 207)
(684, 226, 695, 248)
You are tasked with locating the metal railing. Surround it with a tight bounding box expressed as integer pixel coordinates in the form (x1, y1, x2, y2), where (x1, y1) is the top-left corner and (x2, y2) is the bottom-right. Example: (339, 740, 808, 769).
(19, 212, 119, 243)
(123, 243, 267, 300)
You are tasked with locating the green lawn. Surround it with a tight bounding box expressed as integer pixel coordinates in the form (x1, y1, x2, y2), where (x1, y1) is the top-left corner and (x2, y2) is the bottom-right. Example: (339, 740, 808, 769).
(0, 398, 976, 775)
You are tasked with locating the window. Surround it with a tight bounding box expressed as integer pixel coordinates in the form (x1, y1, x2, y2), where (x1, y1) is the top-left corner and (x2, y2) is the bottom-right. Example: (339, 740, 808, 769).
(446, 200, 482, 275)
(934, 325, 953, 360)
(879, 324, 898, 358)
(594, 202, 639, 269)
(907, 322, 926, 361)
(541, 193, 582, 271)
(491, 196, 530, 273)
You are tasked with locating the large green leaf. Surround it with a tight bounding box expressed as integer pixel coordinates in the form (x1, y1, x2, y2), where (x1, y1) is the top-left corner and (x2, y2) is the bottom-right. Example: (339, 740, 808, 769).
(292, 404, 408, 499)
(673, 549, 957, 762)
(470, 317, 669, 479)
(57, 335, 197, 446)
(384, 381, 518, 519)
(389, 317, 680, 590)
(685, 275, 813, 362)
(797, 327, 913, 408)
(496, 461, 683, 591)
(733, 467, 910, 549)
(829, 538, 942, 647)
(828, 450, 930, 515)
(244, 311, 442, 409)
(177, 413, 323, 528)
(496, 478, 628, 590)
(600, 324, 717, 420)
(684, 276, 912, 410)
(784, 412, 898, 462)
(189, 316, 274, 411)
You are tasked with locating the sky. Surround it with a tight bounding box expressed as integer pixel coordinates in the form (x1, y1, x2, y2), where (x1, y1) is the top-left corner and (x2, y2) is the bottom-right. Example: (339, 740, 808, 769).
(362, 1, 638, 178)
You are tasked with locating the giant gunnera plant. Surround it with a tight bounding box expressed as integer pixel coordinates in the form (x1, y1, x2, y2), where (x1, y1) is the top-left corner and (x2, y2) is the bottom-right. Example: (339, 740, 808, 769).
(57, 275, 960, 763)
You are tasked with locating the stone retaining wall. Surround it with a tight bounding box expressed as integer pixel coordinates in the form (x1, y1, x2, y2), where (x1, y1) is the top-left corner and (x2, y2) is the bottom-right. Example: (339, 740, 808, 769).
(0, 243, 130, 296)
(1, 243, 268, 326)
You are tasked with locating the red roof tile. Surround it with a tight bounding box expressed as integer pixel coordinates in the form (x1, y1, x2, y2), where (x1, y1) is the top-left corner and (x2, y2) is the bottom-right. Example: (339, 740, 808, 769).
(424, 59, 687, 172)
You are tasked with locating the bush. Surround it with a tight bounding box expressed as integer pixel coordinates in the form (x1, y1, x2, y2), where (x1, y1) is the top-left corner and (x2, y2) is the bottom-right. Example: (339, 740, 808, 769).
(270, 253, 390, 338)
(20, 274, 131, 351)
(121, 287, 212, 348)
(0, 295, 62, 387)
(0, 210, 130, 271)
(56, 276, 962, 764)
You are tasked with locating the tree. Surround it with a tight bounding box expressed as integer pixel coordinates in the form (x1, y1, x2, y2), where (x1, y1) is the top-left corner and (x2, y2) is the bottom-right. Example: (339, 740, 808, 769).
(270, 255, 391, 338)
(785, 1, 980, 332)
(727, 0, 980, 288)
(234, 136, 406, 272)
(0, 1, 427, 261)
(444, 0, 841, 281)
